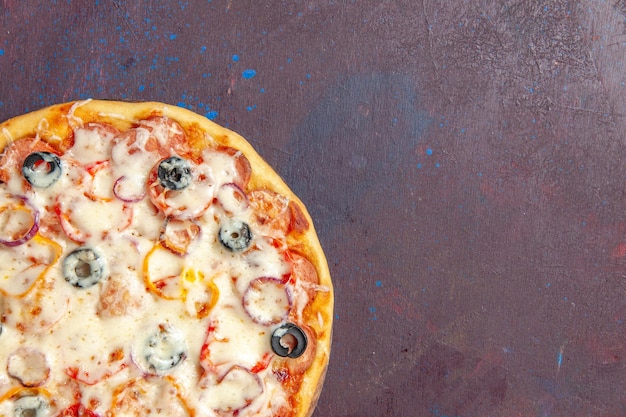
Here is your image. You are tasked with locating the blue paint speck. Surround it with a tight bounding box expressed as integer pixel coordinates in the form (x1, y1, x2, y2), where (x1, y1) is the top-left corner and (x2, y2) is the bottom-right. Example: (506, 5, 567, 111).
(232, 54, 240, 62)
(205, 111, 218, 120)
(375, 280, 382, 287)
(200, 45, 207, 52)
(426, 148, 433, 156)
(0, 49, 4, 56)
(242, 69, 257, 79)
(138, 85, 145, 92)
(169, 34, 177, 40)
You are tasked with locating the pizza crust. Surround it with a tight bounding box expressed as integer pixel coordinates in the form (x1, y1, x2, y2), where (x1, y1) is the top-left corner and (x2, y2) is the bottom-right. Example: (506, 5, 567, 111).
(0, 99, 333, 417)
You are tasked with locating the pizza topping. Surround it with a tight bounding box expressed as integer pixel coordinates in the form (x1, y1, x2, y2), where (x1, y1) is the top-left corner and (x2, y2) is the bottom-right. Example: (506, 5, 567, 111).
(160, 218, 201, 256)
(217, 182, 248, 215)
(148, 156, 215, 219)
(135, 324, 187, 375)
(3, 273, 70, 333)
(143, 243, 185, 300)
(200, 365, 263, 413)
(236, 237, 291, 295)
(0, 137, 59, 188)
(65, 347, 127, 386)
(204, 146, 252, 189)
(219, 218, 252, 252)
(157, 156, 192, 191)
(271, 323, 308, 359)
(0, 195, 40, 247)
(61, 300, 132, 387)
(55, 193, 133, 243)
(62, 247, 106, 288)
(81, 160, 115, 202)
(12, 395, 48, 417)
(110, 127, 160, 200)
(0, 234, 61, 299)
(6, 347, 50, 387)
(139, 116, 191, 158)
(243, 277, 291, 326)
(249, 190, 290, 232)
(112, 175, 146, 203)
(69, 123, 118, 165)
(288, 251, 325, 321)
(200, 310, 272, 373)
(110, 377, 192, 417)
(249, 190, 310, 235)
(0, 294, 4, 336)
(97, 273, 142, 317)
(21, 152, 62, 189)
(57, 403, 100, 417)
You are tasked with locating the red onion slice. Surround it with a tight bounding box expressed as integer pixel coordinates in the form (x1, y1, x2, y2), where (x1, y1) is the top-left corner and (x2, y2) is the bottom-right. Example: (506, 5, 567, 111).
(0, 195, 40, 246)
(7, 346, 50, 387)
(113, 175, 146, 203)
(217, 182, 249, 214)
(242, 277, 292, 326)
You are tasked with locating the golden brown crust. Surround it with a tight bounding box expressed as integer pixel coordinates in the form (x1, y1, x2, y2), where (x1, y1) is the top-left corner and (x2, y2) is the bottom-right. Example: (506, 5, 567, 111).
(0, 99, 333, 417)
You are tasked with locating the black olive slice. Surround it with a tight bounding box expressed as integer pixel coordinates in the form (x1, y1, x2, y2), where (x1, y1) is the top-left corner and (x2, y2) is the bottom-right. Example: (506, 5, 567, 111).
(143, 324, 186, 374)
(219, 219, 252, 252)
(271, 323, 308, 358)
(157, 156, 192, 190)
(62, 247, 106, 288)
(13, 395, 48, 417)
(22, 152, 62, 188)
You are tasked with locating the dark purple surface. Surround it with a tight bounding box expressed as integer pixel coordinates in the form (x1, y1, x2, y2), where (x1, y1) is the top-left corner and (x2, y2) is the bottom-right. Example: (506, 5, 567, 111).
(2, 1, 626, 416)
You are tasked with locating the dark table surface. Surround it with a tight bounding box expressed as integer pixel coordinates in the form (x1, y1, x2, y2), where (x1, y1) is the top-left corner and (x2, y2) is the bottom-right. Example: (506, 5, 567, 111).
(2, 1, 626, 416)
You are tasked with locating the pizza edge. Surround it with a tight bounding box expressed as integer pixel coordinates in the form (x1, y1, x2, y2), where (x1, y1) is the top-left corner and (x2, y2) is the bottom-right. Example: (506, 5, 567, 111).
(0, 99, 334, 417)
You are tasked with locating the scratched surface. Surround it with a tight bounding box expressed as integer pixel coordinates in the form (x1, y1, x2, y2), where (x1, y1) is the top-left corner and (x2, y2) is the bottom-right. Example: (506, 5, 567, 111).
(2, 0, 626, 415)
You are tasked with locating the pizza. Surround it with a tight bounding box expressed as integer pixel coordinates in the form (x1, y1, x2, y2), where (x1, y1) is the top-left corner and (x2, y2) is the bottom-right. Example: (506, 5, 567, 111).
(0, 100, 333, 417)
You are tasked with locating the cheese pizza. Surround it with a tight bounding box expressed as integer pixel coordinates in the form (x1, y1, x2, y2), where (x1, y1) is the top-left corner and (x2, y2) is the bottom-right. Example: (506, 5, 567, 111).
(0, 100, 333, 417)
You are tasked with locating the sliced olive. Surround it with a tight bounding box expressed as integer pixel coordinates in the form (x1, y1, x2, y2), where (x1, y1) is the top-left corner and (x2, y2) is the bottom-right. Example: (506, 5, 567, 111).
(157, 156, 192, 190)
(271, 323, 308, 358)
(13, 395, 48, 417)
(22, 152, 62, 188)
(144, 324, 186, 374)
(219, 219, 252, 252)
(63, 247, 106, 288)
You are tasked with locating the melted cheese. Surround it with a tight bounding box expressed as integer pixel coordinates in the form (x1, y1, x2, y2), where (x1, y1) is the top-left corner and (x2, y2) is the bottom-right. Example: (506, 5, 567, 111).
(0, 119, 306, 417)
